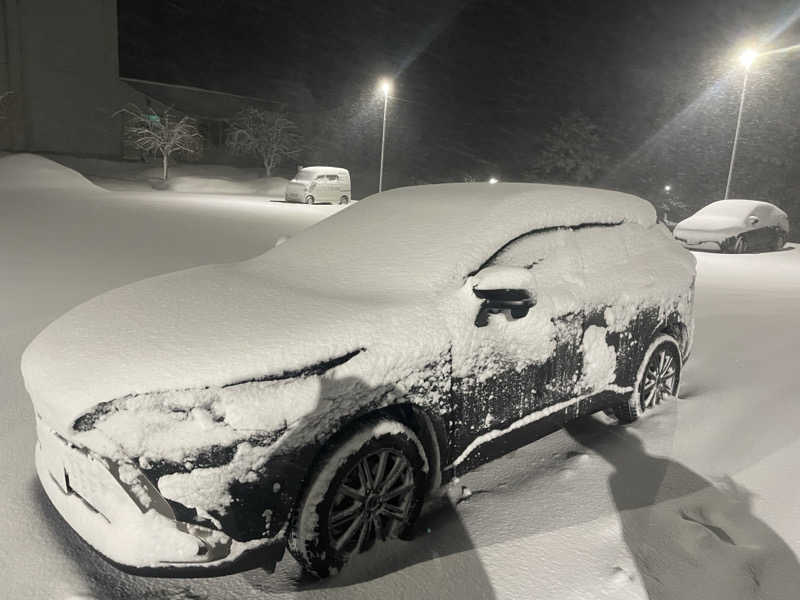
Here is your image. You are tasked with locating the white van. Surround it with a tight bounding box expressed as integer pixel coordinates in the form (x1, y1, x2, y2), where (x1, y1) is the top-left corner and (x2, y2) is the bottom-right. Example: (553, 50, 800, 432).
(285, 166, 351, 205)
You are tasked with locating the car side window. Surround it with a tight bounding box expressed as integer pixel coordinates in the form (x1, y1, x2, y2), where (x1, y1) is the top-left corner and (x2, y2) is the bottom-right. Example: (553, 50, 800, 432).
(326, 174, 339, 181)
(752, 205, 770, 223)
(486, 228, 573, 270)
(485, 224, 634, 290)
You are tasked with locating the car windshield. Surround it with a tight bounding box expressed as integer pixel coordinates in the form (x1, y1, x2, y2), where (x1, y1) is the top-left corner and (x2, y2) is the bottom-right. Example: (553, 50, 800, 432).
(294, 169, 315, 182)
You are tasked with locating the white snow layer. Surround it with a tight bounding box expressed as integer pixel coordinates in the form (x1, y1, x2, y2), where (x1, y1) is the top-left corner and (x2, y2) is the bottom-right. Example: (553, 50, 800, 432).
(21, 183, 682, 437)
(0, 153, 102, 190)
(578, 326, 618, 390)
(5, 158, 800, 599)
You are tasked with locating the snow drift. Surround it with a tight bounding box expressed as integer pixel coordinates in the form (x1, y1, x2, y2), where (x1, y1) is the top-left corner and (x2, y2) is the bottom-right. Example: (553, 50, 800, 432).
(0, 153, 102, 191)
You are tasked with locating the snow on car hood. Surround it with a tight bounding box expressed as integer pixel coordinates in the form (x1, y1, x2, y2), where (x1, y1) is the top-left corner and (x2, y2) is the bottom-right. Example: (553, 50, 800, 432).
(21, 261, 438, 434)
(675, 214, 745, 231)
(674, 214, 744, 237)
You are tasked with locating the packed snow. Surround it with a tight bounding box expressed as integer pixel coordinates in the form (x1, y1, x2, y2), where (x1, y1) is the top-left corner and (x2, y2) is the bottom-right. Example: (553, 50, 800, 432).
(2, 154, 800, 599)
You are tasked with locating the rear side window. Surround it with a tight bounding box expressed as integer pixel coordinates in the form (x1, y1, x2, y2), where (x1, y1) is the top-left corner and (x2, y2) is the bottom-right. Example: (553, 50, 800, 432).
(326, 174, 339, 181)
(486, 224, 638, 281)
(487, 227, 573, 269)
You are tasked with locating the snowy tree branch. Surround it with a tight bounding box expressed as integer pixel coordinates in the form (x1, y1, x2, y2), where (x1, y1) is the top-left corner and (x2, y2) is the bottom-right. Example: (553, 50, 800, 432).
(115, 104, 203, 180)
(226, 107, 300, 177)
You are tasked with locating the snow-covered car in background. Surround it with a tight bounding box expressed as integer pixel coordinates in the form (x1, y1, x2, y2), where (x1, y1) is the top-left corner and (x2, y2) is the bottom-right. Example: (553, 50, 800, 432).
(23, 183, 695, 578)
(673, 199, 789, 253)
(284, 166, 351, 204)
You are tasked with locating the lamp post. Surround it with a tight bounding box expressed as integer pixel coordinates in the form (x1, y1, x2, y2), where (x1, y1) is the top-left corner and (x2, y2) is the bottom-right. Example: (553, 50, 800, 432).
(378, 78, 392, 193)
(724, 48, 758, 199)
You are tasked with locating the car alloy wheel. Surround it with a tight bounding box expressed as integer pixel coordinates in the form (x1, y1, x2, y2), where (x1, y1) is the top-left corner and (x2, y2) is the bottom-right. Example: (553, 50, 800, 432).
(733, 236, 747, 253)
(639, 345, 678, 411)
(288, 419, 426, 578)
(614, 336, 681, 423)
(776, 232, 786, 251)
(328, 449, 415, 555)
(305, 195, 315, 204)
(339, 195, 349, 205)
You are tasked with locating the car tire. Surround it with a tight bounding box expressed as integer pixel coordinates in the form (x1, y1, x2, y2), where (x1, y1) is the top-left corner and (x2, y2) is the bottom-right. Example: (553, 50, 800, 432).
(305, 195, 315, 205)
(288, 419, 427, 578)
(613, 336, 681, 423)
(776, 231, 786, 251)
(339, 195, 349, 205)
(732, 235, 747, 254)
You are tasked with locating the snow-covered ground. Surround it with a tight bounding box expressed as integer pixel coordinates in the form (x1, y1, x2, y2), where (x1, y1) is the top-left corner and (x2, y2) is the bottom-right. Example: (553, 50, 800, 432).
(2, 154, 800, 599)
(49, 154, 290, 197)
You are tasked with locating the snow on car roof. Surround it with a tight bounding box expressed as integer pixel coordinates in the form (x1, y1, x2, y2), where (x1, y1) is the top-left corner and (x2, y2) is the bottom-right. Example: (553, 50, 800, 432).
(252, 182, 657, 294)
(297, 166, 349, 174)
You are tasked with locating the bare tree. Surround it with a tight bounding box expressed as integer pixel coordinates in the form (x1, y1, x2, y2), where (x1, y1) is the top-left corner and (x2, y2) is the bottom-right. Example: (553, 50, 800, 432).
(115, 104, 202, 181)
(226, 107, 300, 177)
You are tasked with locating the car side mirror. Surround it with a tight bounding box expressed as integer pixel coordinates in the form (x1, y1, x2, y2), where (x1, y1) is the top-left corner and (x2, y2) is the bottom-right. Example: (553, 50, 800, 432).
(747, 215, 760, 226)
(472, 266, 536, 327)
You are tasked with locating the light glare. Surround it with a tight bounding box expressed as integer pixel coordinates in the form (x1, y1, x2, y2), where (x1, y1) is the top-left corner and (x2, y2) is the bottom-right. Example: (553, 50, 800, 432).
(488, 177, 499, 184)
(664, 184, 671, 192)
(379, 78, 392, 96)
(739, 48, 758, 68)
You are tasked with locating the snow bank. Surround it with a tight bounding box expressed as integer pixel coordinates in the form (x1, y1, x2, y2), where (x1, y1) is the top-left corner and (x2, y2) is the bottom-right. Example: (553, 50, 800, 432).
(0, 153, 102, 191)
(164, 175, 288, 196)
(46, 155, 288, 197)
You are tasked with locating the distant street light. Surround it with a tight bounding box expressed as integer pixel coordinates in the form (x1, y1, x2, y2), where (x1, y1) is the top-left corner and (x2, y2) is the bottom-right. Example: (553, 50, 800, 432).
(724, 47, 759, 199)
(378, 78, 392, 193)
(488, 177, 499, 184)
(739, 48, 758, 68)
(664, 184, 672, 193)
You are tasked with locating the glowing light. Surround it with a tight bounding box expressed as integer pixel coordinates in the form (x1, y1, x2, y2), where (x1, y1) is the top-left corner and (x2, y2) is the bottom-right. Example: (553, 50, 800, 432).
(488, 177, 498, 184)
(739, 48, 758, 68)
(379, 78, 392, 96)
(664, 184, 671, 192)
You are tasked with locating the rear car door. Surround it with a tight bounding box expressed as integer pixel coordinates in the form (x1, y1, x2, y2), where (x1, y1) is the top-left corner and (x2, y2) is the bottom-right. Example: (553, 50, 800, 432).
(326, 174, 341, 199)
(448, 227, 587, 463)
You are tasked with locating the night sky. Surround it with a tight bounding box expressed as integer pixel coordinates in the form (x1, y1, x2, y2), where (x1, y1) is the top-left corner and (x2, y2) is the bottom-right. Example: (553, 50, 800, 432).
(118, 0, 800, 217)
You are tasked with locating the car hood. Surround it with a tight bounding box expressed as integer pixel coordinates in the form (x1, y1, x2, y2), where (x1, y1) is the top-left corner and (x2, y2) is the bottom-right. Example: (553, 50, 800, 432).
(674, 214, 744, 235)
(22, 261, 438, 435)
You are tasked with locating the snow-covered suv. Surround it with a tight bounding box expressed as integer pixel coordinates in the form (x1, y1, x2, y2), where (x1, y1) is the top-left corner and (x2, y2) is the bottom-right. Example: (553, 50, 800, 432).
(23, 183, 695, 578)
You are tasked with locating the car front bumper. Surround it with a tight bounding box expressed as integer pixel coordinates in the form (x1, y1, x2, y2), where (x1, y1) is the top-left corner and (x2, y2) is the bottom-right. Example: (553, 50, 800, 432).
(35, 421, 286, 576)
(673, 237, 723, 252)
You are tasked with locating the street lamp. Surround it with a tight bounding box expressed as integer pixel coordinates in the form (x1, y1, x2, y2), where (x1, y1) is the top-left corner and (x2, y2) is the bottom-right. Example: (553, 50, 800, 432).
(378, 78, 392, 193)
(724, 48, 758, 199)
(664, 184, 671, 193)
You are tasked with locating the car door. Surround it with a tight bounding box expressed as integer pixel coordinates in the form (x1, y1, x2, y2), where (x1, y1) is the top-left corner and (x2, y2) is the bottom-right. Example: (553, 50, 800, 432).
(326, 174, 341, 200)
(743, 205, 773, 250)
(448, 227, 586, 464)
